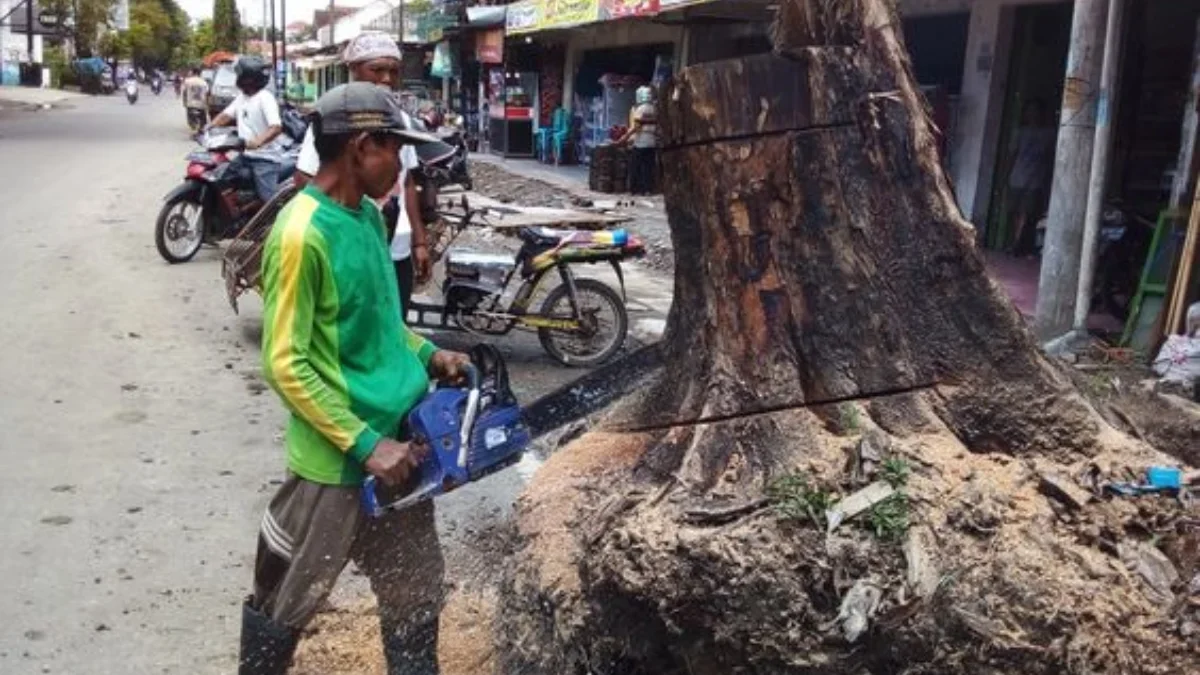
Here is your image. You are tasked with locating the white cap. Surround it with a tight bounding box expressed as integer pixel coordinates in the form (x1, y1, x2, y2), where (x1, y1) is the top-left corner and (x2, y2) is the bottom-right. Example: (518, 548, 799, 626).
(341, 32, 402, 65)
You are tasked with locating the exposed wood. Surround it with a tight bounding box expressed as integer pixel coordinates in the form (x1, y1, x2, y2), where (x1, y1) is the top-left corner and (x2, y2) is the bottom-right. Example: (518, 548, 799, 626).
(1165, 184, 1200, 335)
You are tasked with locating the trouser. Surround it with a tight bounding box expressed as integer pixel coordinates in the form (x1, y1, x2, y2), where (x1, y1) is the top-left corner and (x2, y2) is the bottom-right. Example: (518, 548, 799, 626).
(395, 257, 414, 318)
(245, 156, 282, 204)
(251, 474, 444, 665)
(629, 147, 657, 195)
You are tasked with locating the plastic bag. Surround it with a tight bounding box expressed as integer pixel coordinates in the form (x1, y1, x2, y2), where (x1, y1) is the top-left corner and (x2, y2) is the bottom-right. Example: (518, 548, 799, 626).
(1153, 333, 1200, 387)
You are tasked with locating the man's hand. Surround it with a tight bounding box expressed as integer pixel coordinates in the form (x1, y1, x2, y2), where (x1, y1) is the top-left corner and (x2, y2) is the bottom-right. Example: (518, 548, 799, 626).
(364, 438, 428, 486)
(412, 244, 432, 284)
(428, 349, 471, 385)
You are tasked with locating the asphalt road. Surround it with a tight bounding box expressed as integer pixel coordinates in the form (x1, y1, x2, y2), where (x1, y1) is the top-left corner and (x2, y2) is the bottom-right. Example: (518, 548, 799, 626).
(0, 91, 664, 674)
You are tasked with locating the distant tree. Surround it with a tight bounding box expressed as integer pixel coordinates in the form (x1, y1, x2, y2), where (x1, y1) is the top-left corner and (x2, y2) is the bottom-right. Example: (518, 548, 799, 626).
(189, 19, 216, 60)
(44, 0, 115, 57)
(212, 0, 241, 52)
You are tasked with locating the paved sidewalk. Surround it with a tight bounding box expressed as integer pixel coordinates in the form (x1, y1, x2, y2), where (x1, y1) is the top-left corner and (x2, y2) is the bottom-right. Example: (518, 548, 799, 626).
(0, 85, 85, 110)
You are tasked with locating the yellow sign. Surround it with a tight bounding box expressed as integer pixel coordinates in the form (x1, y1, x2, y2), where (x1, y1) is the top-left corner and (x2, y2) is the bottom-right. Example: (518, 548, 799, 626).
(506, 0, 601, 36)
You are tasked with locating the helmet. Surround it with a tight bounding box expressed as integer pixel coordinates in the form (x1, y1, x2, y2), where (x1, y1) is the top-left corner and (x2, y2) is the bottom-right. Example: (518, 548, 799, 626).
(235, 55, 269, 90)
(636, 86, 653, 105)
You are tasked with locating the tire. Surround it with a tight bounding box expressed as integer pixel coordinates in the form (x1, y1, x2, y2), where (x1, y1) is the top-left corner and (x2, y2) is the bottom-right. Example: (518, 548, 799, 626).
(537, 278, 628, 367)
(155, 190, 205, 263)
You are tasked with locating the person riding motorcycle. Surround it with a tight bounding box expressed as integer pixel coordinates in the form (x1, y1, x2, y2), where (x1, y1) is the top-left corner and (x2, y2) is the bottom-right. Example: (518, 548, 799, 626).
(206, 56, 287, 203)
(181, 67, 209, 131)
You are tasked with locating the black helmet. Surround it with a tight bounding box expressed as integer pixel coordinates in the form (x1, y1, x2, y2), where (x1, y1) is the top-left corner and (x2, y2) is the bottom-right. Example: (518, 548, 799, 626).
(235, 55, 269, 90)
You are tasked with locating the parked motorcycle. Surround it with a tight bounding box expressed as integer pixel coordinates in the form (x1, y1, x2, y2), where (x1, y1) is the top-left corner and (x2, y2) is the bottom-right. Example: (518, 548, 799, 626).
(125, 80, 138, 105)
(154, 128, 298, 264)
(415, 211, 644, 366)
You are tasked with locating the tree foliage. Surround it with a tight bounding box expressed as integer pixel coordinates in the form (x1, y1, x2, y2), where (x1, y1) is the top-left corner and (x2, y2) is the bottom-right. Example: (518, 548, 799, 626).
(212, 0, 241, 53)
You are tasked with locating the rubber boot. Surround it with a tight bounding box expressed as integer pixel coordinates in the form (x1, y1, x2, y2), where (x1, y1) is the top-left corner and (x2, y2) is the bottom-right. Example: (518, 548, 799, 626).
(382, 614, 440, 675)
(238, 597, 299, 675)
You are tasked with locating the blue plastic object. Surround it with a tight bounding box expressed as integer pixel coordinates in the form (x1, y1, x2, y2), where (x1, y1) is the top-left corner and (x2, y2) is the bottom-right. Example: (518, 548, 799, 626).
(361, 350, 530, 517)
(1146, 466, 1183, 490)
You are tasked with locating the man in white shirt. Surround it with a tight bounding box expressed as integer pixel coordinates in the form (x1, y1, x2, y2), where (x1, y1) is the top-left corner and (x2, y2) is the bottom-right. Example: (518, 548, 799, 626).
(207, 56, 286, 202)
(294, 32, 443, 313)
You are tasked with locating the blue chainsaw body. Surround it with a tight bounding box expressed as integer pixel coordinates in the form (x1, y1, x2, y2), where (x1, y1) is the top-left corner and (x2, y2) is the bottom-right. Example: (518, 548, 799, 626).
(362, 346, 530, 517)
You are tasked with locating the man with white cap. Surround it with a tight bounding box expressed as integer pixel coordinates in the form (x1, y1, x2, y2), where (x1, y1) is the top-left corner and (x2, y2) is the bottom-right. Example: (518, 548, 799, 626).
(295, 31, 440, 314)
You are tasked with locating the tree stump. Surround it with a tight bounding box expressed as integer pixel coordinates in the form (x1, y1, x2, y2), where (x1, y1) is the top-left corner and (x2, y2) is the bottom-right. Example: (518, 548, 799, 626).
(496, 1, 1198, 673)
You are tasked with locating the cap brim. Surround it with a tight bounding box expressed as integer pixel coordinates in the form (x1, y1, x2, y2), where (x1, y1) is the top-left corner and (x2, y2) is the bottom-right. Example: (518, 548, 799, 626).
(384, 127, 443, 145)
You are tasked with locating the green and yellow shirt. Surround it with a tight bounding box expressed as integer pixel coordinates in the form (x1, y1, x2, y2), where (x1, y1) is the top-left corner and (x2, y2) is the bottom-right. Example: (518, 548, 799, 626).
(261, 185, 436, 485)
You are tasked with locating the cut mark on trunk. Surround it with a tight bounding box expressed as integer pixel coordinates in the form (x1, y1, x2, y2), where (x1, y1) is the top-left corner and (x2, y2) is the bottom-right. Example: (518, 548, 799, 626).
(621, 381, 939, 433)
(659, 120, 857, 152)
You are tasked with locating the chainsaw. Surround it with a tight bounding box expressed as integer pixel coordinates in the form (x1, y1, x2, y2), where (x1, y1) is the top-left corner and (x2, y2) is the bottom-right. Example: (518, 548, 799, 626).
(360, 342, 664, 517)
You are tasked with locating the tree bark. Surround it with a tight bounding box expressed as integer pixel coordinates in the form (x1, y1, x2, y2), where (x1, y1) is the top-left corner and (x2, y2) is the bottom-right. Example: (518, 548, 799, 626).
(496, 2, 1196, 673)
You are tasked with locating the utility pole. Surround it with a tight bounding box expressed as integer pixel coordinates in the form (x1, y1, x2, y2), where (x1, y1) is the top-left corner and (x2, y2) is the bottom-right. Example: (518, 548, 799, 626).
(25, 0, 33, 59)
(280, 0, 286, 94)
(1072, 0, 1125, 334)
(261, 0, 266, 41)
(269, 0, 277, 86)
(1035, 0, 1108, 340)
(327, 0, 334, 46)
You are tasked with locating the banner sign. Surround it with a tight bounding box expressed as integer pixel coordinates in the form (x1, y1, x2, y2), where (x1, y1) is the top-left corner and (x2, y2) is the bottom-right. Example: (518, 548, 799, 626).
(505, 1, 541, 35)
(475, 29, 504, 64)
(600, 0, 659, 20)
(506, 0, 600, 36)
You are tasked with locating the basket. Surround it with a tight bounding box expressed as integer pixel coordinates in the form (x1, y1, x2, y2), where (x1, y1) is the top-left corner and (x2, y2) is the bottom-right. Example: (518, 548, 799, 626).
(222, 181, 299, 313)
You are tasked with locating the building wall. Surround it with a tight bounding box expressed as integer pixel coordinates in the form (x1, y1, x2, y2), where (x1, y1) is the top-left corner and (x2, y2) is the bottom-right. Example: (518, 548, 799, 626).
(562, 18, 686, 108)
(899, 0, 1068, 223)
(0, 0, 45, 86)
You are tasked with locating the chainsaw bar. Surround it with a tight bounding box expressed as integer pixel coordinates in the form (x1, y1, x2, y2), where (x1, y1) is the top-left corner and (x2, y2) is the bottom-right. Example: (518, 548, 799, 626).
(524, 342, 665, 441)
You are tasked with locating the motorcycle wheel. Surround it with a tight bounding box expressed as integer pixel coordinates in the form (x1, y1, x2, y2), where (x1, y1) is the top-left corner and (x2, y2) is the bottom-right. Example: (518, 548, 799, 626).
(155, 191, 206, 263)
(537, 278, 628, 367)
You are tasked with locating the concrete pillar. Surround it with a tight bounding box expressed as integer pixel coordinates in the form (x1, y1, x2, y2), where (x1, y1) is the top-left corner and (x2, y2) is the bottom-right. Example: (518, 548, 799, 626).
(947, 0, 1005, 223)
(1035, 0, 1108, 339)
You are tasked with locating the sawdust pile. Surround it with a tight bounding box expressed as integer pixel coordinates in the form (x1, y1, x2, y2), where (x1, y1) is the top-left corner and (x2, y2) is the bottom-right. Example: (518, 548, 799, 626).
(290, 601, 384, 675)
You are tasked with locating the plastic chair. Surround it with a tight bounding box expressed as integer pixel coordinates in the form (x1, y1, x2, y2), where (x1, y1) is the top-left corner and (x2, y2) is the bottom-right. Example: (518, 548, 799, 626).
(549, 108, 571, 165)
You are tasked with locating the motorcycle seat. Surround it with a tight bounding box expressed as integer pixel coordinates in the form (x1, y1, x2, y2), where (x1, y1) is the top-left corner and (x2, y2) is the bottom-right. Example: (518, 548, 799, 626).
(517, 227, 629, 248)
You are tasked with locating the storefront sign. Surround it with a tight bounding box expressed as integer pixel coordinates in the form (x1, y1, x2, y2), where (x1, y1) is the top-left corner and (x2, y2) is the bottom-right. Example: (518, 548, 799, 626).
(505, 1, 543, 34)
(506, 0, 601, 36)
(475, 29, 504, 64)
(601, 0, 659, 20)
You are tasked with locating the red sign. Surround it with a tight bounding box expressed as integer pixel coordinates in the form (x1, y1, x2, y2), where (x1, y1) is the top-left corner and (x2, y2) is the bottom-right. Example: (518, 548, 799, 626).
(475, 29, 504, 65)
(601, 0, 659, 19)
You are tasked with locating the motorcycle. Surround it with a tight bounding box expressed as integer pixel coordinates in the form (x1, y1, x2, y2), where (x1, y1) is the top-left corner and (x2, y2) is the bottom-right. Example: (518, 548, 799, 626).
(410, 209, 644, 366)
(151, 77, 163, 95)
(186, 107, 207, 133)
(154, 128, 298, 264)
(124, 80, 138, 105)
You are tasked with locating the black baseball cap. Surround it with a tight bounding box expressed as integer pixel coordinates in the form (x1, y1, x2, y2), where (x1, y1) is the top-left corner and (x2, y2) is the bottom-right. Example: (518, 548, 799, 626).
(313, 82, 440, 145)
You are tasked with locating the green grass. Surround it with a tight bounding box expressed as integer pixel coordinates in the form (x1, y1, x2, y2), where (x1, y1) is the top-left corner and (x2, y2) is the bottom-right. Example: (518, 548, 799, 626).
(767, 473, 834, 529)
(880, 457, 911, 488)
(838, 403, 862, 433)
(867, 493, 910, 542)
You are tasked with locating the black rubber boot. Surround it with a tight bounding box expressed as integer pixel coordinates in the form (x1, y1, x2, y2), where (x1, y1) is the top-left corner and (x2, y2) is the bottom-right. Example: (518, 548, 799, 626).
(382, 614, 440, 675)
(238, 597, 299, 675)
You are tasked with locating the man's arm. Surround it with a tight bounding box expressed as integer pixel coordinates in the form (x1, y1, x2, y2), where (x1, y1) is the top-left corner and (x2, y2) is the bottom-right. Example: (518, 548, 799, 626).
(208, 98, 239, 128)
(261, 222, 382, 462)
(405, 173, 431, 282)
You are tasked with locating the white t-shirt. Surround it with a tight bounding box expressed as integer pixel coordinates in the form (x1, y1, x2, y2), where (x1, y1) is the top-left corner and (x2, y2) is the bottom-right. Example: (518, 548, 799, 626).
(388, 145, 421, 261)
(222, 89, 284, 158)
(297, 129, 420, 261)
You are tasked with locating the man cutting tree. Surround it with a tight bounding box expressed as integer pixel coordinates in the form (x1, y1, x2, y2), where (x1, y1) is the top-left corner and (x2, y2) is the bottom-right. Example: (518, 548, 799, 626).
(237, 82, 468, 675)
